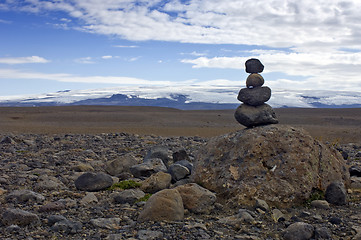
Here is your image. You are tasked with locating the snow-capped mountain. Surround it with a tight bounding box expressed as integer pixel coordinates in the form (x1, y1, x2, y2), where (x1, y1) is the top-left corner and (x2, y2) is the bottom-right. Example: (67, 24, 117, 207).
(0, 85, 360, 109)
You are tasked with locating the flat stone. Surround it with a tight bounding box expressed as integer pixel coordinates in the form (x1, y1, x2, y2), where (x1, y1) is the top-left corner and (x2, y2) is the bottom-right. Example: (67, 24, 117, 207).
(111, 189, 145, 204)
(51, 219, 82, 234)
(246, 74, 264, 88)
(1, 208, 40, 226)
(75, 172, 113, 192)
(234, 103, 278, 128)
(130, 158, 167, 178)
(72, 163, 94, 172)
(47, 215, 67, 226)
(6, 189, 45, 203)
(38, 201, 66, 212)
(90, 218, 121, 229)
(310, 200, 330, 209)
(237, 86, 271, 106)
(137, 230, 164, 240)
(245, 58, 264, 73)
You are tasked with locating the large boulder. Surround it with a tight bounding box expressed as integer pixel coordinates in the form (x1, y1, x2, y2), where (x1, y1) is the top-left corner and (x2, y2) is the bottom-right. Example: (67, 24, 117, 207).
(192, 125, 350, 208)
(234, 103, 278, 127)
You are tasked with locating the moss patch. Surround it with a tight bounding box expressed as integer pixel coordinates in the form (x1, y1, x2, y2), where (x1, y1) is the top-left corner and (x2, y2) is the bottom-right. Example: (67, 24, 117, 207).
(306, 188, 325, 205)
(136, 193, 152, 202)
(107, 180, 141, 191)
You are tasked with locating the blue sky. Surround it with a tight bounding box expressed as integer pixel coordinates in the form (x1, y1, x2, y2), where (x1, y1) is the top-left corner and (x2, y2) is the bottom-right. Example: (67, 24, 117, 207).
(0, 0, 361, 98)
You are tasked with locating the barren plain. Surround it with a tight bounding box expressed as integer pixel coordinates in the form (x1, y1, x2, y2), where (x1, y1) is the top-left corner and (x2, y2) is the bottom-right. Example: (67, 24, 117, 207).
(0, 106, 360, 143)
(1, 106, 361, 239)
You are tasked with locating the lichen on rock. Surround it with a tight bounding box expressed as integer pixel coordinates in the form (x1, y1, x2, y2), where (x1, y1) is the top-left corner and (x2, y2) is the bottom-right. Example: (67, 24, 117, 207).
(191, 124, 350, 208)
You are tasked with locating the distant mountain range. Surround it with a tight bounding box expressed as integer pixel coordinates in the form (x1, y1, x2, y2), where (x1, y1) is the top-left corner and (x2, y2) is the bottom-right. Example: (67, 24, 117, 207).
(0, 86, 360, 109)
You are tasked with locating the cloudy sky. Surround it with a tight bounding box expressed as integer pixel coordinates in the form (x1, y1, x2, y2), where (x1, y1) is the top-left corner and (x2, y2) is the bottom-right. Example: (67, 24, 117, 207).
(1, 0, 361, 99)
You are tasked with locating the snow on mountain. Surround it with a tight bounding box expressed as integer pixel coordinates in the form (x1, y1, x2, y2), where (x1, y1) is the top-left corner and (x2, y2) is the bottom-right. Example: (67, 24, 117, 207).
(0, 85, 360, 109)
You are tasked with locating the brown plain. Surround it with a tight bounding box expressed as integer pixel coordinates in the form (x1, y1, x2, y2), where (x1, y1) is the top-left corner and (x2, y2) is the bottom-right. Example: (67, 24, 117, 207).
(0, 106, 360, 143)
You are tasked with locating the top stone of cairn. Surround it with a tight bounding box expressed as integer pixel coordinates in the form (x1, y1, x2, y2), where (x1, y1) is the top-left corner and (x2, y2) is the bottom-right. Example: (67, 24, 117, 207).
(245, 58, 264, 73)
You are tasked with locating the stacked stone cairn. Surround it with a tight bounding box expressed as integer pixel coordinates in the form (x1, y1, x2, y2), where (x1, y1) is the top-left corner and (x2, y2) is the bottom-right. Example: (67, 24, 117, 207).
(234, 58, 279, 127)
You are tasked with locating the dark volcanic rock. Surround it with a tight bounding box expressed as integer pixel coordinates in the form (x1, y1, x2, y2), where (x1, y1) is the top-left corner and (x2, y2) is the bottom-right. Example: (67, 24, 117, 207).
(192, 125, 350, 208)
(234, 103, 278, 127)
(246, 73, 264, 88)
(6, 189, 45, 203)
(237, 86, 271, 106)
(172, 149, 190, 162)
(144, 146, 172, 167)
(168, 163, 190, 181)
(130, 158, 167, 178)
(325, 181, 347, 205)
(245, 58, 264, 73)
(111, 189, 145, 204)
(283, 222, 314, 240)
(2, 208, 40, 226)
(74, 172, 113, 192)
(349, 165, 361, 177)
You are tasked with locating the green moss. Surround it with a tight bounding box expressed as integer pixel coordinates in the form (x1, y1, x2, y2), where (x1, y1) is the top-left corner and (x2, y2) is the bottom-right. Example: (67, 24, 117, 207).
(136, 193, 152, 202)
(107, 180, 141, 190)
(305, 188, 325, 205)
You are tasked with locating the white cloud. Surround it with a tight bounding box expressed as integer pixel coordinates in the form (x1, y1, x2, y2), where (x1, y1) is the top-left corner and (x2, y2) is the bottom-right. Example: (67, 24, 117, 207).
(182, 49, 361, 92)
(113, 45, 139, 48)
(6, 0, 360, 49)
(0, 68, 171, 85)
(0, 19, 11, 24)
(101, 55, 113, 59)
(6, 1, 361, 57)
(127, 56, 141, 62)
(0, 56, 50, 64)
(3, 1, 361, 94)
(74, 57, 95, 64)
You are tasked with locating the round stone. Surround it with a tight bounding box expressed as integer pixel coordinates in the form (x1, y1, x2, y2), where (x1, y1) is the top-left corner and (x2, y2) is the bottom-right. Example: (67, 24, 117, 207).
(237, 86, 271, 106)
(245, 58, 264, 73)
(246, 74, 264, 88)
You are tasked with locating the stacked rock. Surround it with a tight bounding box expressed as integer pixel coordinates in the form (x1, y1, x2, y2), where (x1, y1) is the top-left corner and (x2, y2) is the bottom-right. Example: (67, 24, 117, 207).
(234, 58, 278, 128)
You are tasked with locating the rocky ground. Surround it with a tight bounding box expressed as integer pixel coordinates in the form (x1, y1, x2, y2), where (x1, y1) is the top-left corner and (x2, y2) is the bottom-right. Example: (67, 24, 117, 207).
(0, 132, 360, 240)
